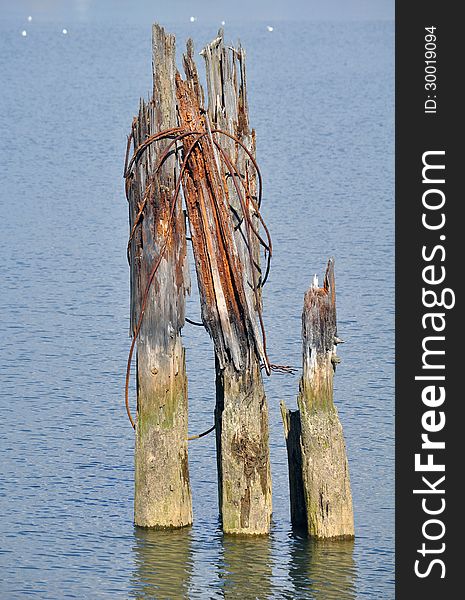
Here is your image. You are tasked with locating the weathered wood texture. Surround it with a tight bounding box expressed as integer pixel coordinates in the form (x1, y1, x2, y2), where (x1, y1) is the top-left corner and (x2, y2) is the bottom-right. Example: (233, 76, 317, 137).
(175, 35, 272, 534)
(281, 259, 354, 539)
(127, 24, 192, 528)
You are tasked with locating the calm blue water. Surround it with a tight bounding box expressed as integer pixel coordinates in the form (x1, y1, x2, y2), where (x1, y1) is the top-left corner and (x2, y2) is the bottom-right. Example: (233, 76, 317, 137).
(0, 18, 394, 599)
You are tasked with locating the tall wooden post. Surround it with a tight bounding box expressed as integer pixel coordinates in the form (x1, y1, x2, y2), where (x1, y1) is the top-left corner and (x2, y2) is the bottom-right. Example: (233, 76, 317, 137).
(281, 259, 354, 539)
(127, 24, 192, 528)
(202, 33, 272, 536)
(175, 35, 272, 534)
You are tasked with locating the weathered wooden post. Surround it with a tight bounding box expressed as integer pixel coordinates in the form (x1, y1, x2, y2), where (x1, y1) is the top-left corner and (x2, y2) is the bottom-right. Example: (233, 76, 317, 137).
(202, 33, 272, 536)
(281, 259, 354, 539)
(126, 24, 192, 528)
(175, 35, 272, 534)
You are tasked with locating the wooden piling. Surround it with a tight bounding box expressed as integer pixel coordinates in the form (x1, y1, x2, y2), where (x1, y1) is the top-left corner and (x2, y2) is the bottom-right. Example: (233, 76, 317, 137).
(127, 24, 192, 528)
(281, 259, 354, 539)
(204, 35, 272, 536)
(175, 35, 272, 534)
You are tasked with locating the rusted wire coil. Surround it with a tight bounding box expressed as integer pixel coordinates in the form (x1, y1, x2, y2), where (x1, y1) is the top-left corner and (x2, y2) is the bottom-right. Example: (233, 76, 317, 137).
(124, 126, 272, 430)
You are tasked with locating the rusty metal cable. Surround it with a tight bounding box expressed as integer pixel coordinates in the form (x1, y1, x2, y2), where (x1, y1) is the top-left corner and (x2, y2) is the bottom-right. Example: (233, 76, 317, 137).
(214, 142, 270, 253)
(268, 363, 299, 375)
(126, 128, 270, 269)
(209, 128, 272, 286)
(124, 125, 274, 426)
(124, 127, 184, 178)
(125, 131, 196, 203)
(199, 131, 272, 375)
(210, 139, 270, 373)
(187, 424, 215, 441)
(212, 140, 272, 287)
(211, 128, 264, 209)
(185, 317, 204, 327)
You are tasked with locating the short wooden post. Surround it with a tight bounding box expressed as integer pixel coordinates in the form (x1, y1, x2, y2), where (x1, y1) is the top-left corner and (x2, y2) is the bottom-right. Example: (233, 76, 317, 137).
(127, 24, 192, 528)
(281, 259, 354, 539)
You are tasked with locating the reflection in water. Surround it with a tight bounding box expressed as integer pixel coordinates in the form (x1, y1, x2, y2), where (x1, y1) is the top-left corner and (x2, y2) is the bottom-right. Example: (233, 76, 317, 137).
(289, 535, 357, 600)
(129, 523, 356, 599)
(130, 527, 194, 599)
(219, 534, 273, 599)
